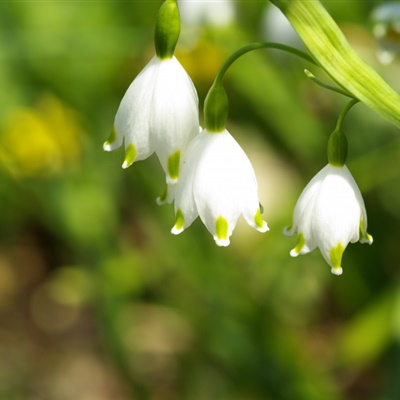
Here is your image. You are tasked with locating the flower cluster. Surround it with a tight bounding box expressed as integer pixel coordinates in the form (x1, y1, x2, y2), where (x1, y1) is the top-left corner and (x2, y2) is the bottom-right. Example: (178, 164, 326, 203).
(104, 0, 268, 247)
(104, 0, 374, 275)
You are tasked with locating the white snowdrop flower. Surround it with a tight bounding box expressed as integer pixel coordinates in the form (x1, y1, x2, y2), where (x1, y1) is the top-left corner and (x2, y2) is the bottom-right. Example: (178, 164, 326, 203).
(103, 55, 199, 184)
(171, 128, 269, 246)
(283, 164, 373, 275)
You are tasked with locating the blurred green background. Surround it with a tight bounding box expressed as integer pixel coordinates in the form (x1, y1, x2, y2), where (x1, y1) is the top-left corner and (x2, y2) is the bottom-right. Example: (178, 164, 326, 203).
(0, 1, 400, 399)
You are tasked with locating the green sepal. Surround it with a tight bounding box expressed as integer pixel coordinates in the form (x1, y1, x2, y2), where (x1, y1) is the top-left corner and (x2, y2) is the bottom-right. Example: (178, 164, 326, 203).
(174, 209, 185, 231)
(154, 0, 180, 60)
(204, 84, 229, 133)
(327, 128, 348, 167)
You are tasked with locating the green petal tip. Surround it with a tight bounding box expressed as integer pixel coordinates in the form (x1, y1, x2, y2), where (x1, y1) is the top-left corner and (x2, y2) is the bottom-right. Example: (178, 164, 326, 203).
(254, 208, 269, 232)
(122, 143, 137, 169)
(171, 209, 184, 235)
(329, 242, 345, 276)
(103, 126, 117, 151)
(167, 150, 180, 183)
(215, 216, 229, 246)
(290, 233, 305, 257)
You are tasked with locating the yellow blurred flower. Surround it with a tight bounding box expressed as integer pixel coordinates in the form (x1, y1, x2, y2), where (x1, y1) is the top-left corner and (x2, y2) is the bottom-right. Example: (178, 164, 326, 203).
(176, 39, 226, 85)
(0, 94, 84, 178)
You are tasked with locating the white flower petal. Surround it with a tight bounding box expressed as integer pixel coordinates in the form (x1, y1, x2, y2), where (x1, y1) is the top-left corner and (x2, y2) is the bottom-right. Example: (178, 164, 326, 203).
(114, 56, 160, 162)
(289, 234, 317, 257)
(156, 184, 175, 205)
(285, 169, 325, 255)
(151, 57, 199, 183)
(172, 134, 205, 234)
(243, 206, 270, 233)
(331, 266, 343, 276)
(193, 131, 243, 241)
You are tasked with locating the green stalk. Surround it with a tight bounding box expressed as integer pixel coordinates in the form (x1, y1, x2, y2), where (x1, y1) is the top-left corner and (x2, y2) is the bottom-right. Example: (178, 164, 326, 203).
(336, 99, 359, 132)
(204, 42, 317, 132)
(213, 42, 317, 86)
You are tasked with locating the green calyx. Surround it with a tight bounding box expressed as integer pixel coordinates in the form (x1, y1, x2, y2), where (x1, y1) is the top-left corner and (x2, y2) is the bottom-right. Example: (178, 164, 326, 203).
(154, 0, 180, 60)
(204, 84, 229, 133)
(327, 128, 348, 167)
(327, 99, 358, 166)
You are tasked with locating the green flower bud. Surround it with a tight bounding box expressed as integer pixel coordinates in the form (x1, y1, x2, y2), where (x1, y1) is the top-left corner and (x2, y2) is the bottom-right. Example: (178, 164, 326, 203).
(327, 128, 348, 167)
(155, 0, 181, 60)
(204, 84, 229, 133)
(270, 0, 400, 128)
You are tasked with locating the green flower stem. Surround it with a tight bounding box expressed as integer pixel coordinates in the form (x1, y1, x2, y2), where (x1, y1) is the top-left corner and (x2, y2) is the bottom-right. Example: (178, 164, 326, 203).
(304, 69, 355, 99)
(270, 0, 400, 128)
(213, 42, 317, 87)
(336, 99, 359, 132)
(204, 42, 317, 131)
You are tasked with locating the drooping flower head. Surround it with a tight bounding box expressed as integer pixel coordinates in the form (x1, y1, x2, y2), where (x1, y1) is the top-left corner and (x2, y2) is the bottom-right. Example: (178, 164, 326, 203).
(172, 128, 268, 246)
(103, 0, 199, 184)
(283, 164, 373, 275)
(171, 85, 268, 245)
(284, 110, 373, 275)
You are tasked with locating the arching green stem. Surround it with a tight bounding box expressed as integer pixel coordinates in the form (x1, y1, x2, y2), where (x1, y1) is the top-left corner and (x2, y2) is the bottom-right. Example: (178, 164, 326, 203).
(336, 99, 359, 131)
(204, 42, 317, 132)
(213, 42, 317, 86)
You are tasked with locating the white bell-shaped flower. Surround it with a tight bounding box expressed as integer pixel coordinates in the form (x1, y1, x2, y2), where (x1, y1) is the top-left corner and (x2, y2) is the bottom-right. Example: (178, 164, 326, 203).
(171, 128, 269, 246)
(283, 164, 373, 275)
(103, 55, 199, 184)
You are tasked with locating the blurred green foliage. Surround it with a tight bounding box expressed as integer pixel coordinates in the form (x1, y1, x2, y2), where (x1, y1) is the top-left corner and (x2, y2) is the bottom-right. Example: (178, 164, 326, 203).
(0, 1, 400, 399)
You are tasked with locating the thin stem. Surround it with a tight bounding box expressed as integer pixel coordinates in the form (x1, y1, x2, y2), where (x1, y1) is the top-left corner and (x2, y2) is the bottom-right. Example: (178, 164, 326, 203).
(336, 98, 359, 130)
(304, 69, 356, 99)
(213, 42, 317, 86)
